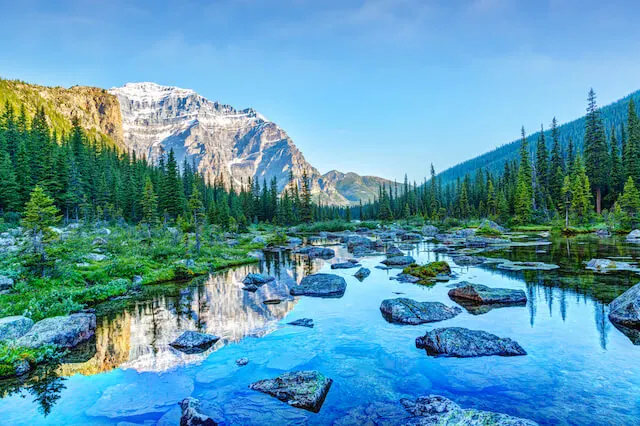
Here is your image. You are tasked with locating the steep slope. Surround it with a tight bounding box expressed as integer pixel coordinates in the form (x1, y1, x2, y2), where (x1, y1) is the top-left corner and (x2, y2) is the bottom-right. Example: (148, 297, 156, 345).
(320, 171, 393, 204)
(437, 90, 640, 185)
(0, 79, 124, 150)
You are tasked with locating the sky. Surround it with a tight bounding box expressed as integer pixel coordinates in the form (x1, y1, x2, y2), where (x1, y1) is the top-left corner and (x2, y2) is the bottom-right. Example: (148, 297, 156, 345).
(2, 0, 640, 182)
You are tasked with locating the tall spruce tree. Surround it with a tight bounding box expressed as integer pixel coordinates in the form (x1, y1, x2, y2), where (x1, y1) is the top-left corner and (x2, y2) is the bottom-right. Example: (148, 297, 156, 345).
(584, 89, 609, 214)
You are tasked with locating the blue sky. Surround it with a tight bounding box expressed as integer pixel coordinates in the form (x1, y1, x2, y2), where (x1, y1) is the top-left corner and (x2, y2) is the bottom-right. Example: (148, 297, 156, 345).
(2, 0, 640, 181)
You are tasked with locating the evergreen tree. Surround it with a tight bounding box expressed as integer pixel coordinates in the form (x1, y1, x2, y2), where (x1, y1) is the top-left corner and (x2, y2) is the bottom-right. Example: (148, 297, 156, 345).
(140, 177, 158, 238)
(0, 152, 19, 211)
(624, 98, 640, 184)
(514, 127, 533, 224)
(617, 177, 640, 224)
(189, 183, 205, 254)
(584, 89, 609, 214)
(21, 185, 61, 275)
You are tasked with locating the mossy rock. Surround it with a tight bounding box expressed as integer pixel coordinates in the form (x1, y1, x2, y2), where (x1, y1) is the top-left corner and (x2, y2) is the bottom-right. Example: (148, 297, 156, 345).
(402, 261, 451, 284)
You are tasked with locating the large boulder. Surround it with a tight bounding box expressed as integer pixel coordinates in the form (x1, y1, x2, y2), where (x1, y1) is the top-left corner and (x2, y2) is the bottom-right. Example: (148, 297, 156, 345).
(400, 395, 537, 425)
(251, 236, 266, 245)
(249, 370, 332, 413)
(380, 298, 461, 325)
(381, 256, 415, 266)
(85, 253, 107, 262)
(415, 327, 526, 358)
(294, 246, 335, 259)
(385, 245, 404, 257)
(422, 225, 438, 237)
(180, 397, 217, 426)
(479, 219, 507, 233)
(0, 275, 14, 292)
(448, 282, 527, 305)
(401, 233, 422, 241)
(170, 331, 220, 354)
(0, 316, 34, 342)
(290, 274, 347, 298)
(608, 282, 640, 329)
(627, 229, 640, 242)
(586, 258, 638, 272)
(242, 273, 275, 286)
(16, 313, 96, 349)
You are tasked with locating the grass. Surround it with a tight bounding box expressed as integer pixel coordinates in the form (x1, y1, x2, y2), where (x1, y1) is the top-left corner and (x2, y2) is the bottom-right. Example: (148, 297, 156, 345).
(402, 261, 451, 284)
(0, 343, 61, 379)
(475, 226, 503, 237)
(0, 224, 261, 321)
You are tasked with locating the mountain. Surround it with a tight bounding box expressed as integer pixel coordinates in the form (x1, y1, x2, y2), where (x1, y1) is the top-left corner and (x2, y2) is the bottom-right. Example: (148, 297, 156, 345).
(0, 78, 390, 205)
(437, 89, 640, 185)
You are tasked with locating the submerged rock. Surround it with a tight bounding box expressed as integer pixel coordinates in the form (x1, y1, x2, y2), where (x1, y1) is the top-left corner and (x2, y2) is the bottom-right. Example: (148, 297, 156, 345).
(448, 282, 527, 305)
(236, 357, 249, 366)
(586, 258, 638, 273)
(381, 255, 416, 266)
(354, 267, 371, 280)
(496, 261, 559, 271)
(608, 282, 640, 329)
(249, 370, 333, 413)
(0, 316, 34, 342)
(290, 273, 347, 298)
(17, 313, 96, 349)
(169, 331, 219, 354)
(331, 262, 360, 269)
(180, 397, 217, 426)
(400, 395, 537, 425)
(393, 274, 421, 284)
(288, 318, 314, 328)
(294, 246, 335, 259)
(242, 273, 275, 286)
(422, 225, 438, 236)
(453, 255, 485, 266)
(263, 299, 282, 305)
(415, 327, 526, 358)
(380, 298, 461, 325)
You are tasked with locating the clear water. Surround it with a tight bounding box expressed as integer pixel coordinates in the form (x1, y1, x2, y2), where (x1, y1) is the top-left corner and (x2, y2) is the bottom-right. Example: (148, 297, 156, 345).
(1, 235, 639, 425)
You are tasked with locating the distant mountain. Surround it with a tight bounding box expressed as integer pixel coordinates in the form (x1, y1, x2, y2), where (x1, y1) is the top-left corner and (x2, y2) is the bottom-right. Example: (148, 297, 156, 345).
(437, 90, 640, 185)
(0, 78, 390, 205)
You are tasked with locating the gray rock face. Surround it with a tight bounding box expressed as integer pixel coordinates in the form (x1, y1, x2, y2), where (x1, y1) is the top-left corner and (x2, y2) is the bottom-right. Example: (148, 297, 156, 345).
(453, 255, 485, 266)
(92, 237, 108, 246)
(627, 229, 640, 242)
(287, 236, 303, 246)
(249, 370, 333, 413)
(0, 316, 34, 342)
(251, 236, 266, 245)
(0, 275, 14, 292)
(16, 313, 96, 349)
(400, 395, 537, 425)
(386, 245, 404, 257)
(331, 262, 360, 269)
(242, 273, 275, 286)
(401, 233, 422, 241)
(448, 282, 527, 305)
(288, 318, 314, 328)
(608, 282, 640, 329)
(354, 267, 371, 280)
(85, 253, 107, 262)
(170, 331, 220, 354)
(479, 219, 507, 233)
(381, 256, 416, 266)
(180, 398, 217, 426)
(290, 274, 347, 298)
(422, 225, 438, 237)
(294, 246, 335, 259)
(416, 327, 526, 358)
(380, 298, 461, 325)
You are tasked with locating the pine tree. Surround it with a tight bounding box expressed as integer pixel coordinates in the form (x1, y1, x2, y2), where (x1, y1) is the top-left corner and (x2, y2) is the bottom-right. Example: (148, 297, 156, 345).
(514, 127, 533, 224)
(570, 155, 592, 223)
(189, 183, 205, 254)
(584, 89, 609, 214)
(300, 170, 313, 223)
(140, 177, 158, 238)
(549, 118, 564, 212)
(22, 185, 61, 275)
(624, 98, 640, 185)
(160, 149, 184, 219)
(609, 127, 623, 196)
(617, 177, 640, 220)
(535, 124, 549, 194)
(0, 152, 19, 211)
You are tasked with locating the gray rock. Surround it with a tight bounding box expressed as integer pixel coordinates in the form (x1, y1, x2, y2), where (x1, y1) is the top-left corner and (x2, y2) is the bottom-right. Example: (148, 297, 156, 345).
(96, 227, 111, 236)
(236, 357, 249, 366)
(394, 274, 421, 283)
(251, 236, 266, 244)
(400, 395, 537, 425)
(14, 359, 31, 376)
(386, 245, 404, 257)
(595, 228, 611, 237)
(182, 259, 196, 268)
(416, 327, 526, 358)
(0, 275, 14, 292)
(294, 246, 335, 259)
(453, 255, 485, 266)
(380, 298, 461, 325)
(290, 273, 347, 298)
(247, 250, 265, 260)
(17, 313, 96, 349)
(0, 316, 34, 342)
(242, 273, 275, 285)
(375, 265, 393, 271)
(401, 233, 422, 241)
(249, 370, 333, 413)
(288, 318, 314, 328)
(242, 284, 259, 292)
(479, 219, 507, 233)
(381, 256, 416, 266)
(85, 253, 107, 262)
(287, 237, 303, 246)
(331, 262, 360, 269)
(448, 282, 527, 305)
(169, 331, 220, 354)
(92, 237, 108, 246)
(496, 261, 559, 271)
(263, 299, 282, 305)
(354, 267, 371, 280)
(422, 225, 438, 237)
(180, 397, 217, 426)
(586, 258, 638, 272)
(627, 229, 640, 242)
(608, 282, 640, 329)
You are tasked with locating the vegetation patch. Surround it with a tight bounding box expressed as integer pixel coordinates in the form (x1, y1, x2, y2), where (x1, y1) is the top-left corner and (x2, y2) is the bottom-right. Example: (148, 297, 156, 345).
(402, 261, 451, 284)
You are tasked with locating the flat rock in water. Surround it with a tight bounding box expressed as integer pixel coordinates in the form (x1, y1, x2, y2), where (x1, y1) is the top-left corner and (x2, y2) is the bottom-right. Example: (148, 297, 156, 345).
(453, 255, 485, 266)
(263, 299, 282, 305)
(381, 256, 416, 266)
(400, 395, 538, 425)
(448, 282, 527, 305)
(375, 265, 392, 270)
(242, 284, 258, 292)
(608, 282, 640, 329)
(354, 267, 371, 280)
(416, 327, 526, 358)
(242, 273, 275, 285)
(169, 331, 219, 354)
(0, 316, 34, 342)
(496, 261, 559, 271)
(380, 298, 461, 325)
(331, 262, 360, 269)
(236, 357, 249, 366)
(87, 374, 194, 419)
(288, 318, 314, 328)
(586, 258, 638, 273)
(16, 313, 96, 349)
(180, 397, 218, 426)
(394, 274, 421, 284)
(294, 246, 335, 259)
(249, 370, 333, 413)
(386, 245, 404, 257)
(290, 274, 347, 298)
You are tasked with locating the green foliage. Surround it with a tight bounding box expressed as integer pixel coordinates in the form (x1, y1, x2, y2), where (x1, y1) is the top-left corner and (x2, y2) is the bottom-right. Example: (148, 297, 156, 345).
(402, 261, 451, 284)
(0, 342, 61, 378)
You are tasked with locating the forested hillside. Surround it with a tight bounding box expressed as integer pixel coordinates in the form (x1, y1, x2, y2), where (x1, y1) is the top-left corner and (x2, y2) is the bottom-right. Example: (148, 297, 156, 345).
(437, 89, 640, 185)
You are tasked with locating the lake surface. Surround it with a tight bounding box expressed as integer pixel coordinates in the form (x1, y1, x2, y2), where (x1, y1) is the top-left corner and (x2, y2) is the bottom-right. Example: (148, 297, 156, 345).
(1, 234, 639, 425)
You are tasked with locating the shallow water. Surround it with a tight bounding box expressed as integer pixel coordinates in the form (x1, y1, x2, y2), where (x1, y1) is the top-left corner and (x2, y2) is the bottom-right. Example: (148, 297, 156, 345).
(1, 235, 640, 425)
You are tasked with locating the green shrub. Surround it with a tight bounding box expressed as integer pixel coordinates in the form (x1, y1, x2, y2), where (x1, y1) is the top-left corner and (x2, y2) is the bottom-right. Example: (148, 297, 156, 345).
(402, 261, 451, 284)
